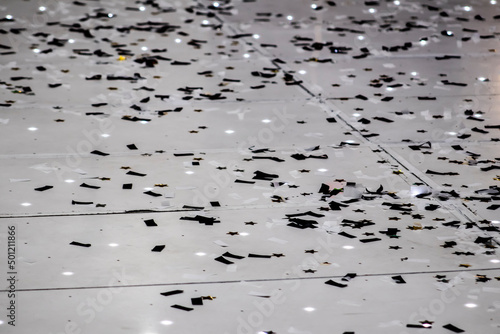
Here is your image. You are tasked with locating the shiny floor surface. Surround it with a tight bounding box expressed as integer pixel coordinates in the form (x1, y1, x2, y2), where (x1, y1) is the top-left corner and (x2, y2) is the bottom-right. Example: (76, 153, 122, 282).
(0, 0, 500, 333)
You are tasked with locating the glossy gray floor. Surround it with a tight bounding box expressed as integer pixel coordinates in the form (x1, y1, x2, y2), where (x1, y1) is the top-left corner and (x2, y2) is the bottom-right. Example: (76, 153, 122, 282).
(0, 0, 499, 333)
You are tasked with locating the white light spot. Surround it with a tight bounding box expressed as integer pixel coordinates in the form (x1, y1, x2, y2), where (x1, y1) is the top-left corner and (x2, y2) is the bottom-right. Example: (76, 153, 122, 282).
(253, 34, 260, 39)
(465, 303, 478, 308)
(139, 6, 146, 11)
(357, 35, 365, 40)
(386, 87, 394, 91)
(141, 46, 148, 51)
(344, 140, 356, 144)
(0, 320, 4, 325)
(108, 243, 119, 247)
(287, 15, 293, 20)
(368, 8, 376, 13)
(101, 133, 110, 138)
(160, 320, 173, 326)
(394, 0, 400, 5)
(33, 48, 41, 53)
(446, 30, 453, 36)
(28, 127, 38, 131)
(352, 113, 361, 117)
(343, 245, 354, 249)
(195, 252, 206, 256)
(62, 272, 74, 276)
(490, 259, 500, 263)
(422, 324, 432, 328)
(298, 70, 307, 75)
(185, 171, 194, 175)
(213, 2, 220, 7)
(143, 187, 154, 191)
(68, 39, 75, 44)
(317, 168, 328, 172)
(240, 232, 249, 236)
(6, 15, 13, 20)
(446, 132, 457, 136)
(491, 0, 497, 4)
(492, 220, 500, 224)
(202, 20, 209, 25)
(175, 38, 181, 43)
(140, 120, 149, 124)
(463, 6, 472, 11)
(411, 71, 418, 76)
(311, 4, 318, 9)
(65, 179, 75, 183)
(478, 77, 487, 81)
(262, 119, 271, 123)
(108, 13, 114, 18)
(243, 53, 250, 58)
(419, 40, 427, 46)
(225, 129, 234, 134)
(21, 202, 31, 207)
(39, 6, 46, 11)
(304, 307, 315, 312)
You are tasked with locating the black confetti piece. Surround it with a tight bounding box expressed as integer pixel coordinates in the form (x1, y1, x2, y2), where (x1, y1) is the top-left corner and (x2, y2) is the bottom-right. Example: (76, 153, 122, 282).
(151, 245, 165, 252)
(70, 241, 91, 247)
(144, 219, 157, 227)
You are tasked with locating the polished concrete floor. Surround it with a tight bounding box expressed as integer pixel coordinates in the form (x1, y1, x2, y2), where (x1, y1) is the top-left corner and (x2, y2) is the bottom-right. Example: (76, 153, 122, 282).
(0, 0, 500, 333)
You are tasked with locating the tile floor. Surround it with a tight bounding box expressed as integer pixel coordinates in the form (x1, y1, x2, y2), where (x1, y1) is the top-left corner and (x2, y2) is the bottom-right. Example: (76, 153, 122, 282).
(0, 0, 499, 333)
